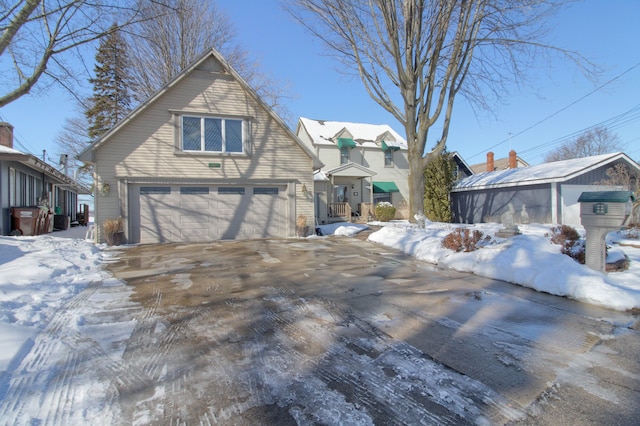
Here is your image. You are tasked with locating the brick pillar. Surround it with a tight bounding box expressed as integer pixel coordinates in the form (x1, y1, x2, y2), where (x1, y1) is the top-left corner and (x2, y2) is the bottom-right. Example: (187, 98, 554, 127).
(0, 122, 14, 149)
(487, 152, 495, 172)
(509, 150, 517, 168)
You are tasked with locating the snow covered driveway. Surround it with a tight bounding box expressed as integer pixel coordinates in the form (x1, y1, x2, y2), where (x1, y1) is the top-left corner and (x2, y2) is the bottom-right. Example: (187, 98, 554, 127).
(2, 236, 639, 425)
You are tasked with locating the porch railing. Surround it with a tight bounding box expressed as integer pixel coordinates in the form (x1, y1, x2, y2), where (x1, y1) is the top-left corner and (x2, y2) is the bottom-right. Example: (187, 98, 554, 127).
(328, 202, 352, 223)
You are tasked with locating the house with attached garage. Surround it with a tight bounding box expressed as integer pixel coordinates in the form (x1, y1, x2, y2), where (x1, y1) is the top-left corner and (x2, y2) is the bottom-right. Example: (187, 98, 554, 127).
(296, 117, 410, 223)
(79, 48, 322, 244)
(451, 152, 640, 226)
(1, 122, 91, 236)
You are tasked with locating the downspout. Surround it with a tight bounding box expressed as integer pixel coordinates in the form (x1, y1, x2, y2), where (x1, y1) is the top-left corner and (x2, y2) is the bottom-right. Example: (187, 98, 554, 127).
(551, 182, 558, 224)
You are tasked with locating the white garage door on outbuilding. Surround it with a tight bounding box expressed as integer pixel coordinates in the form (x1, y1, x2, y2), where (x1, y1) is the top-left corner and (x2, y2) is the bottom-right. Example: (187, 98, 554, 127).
(133, 184, 288, 244)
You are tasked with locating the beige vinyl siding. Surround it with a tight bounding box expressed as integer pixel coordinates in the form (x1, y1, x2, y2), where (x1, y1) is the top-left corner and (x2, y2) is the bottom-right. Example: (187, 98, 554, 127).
(93, 55, 314, 242)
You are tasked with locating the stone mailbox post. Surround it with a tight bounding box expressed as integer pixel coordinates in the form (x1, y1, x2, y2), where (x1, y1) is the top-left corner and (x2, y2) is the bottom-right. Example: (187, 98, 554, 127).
(578, 191, 635, 272)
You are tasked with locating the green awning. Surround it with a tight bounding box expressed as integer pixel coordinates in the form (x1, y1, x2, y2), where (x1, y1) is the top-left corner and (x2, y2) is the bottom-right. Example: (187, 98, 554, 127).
(337, 138, 356, 149)
(373, 181, 400, 193)
(577, 191, 635, 203)
(380, 141, 400, 151)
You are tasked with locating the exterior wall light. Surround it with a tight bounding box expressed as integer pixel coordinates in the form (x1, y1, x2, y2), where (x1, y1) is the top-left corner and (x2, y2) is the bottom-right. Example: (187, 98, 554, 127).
(100, 182, 110, 196)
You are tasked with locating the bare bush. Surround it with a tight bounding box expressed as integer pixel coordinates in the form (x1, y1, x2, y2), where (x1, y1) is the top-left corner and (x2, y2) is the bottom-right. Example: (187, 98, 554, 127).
(442, 228, 486, 252)
(548, 225, 585, 264)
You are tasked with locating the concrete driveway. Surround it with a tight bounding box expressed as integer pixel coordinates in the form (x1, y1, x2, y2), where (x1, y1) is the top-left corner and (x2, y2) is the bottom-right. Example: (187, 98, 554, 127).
(98, 235, 640, 424)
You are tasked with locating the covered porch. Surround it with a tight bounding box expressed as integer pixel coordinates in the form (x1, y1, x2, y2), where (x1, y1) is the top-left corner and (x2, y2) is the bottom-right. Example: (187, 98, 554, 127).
(314, 163, 377, 224)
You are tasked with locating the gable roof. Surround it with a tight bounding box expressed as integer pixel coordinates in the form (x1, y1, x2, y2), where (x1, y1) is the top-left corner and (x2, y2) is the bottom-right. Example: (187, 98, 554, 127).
(325, 162, 377, 178)
(79, 48, 322, 169)
(452, 152, 640, 191)
(297, 117, 407, 150)
(451, 151, 474, 176)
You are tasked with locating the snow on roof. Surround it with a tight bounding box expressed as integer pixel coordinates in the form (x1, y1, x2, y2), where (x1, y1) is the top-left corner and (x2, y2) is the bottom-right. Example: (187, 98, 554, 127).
(453, 152, 638, 191)
(314, 169, 329, 181)
(299, 117, 407, 149)
(0, 144, 25, 155)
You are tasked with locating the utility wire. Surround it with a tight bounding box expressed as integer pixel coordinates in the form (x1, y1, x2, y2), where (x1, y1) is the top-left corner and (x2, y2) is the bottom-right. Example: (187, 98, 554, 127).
(518, 103, 640, 159)
(467, 60, 640, 161)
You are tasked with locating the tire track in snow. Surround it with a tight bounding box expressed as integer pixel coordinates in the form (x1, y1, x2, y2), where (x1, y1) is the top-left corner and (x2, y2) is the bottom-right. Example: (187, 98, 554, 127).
(0, 286, 100, 422)
(240, 290, 509, 425)
(0, 283, 144, 425)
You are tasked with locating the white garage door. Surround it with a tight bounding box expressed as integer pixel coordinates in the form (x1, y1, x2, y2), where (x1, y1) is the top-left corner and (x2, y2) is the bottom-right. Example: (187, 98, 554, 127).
(139, 185, 287, 243)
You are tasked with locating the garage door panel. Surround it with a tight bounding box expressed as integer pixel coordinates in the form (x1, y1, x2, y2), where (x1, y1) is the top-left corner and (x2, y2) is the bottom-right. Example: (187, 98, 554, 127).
(140, 215, 174, 244)
(137, 184, 288, 243)
(180, 229, 211, 241)
(248, 187, 286, 238)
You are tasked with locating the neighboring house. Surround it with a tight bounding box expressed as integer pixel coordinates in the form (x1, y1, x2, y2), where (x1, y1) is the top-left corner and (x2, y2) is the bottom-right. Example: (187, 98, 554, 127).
(0, 123, 90, 236)
(470, 150, 529, 174)
(296, 117, 409, 223)
(79, 48, 322, 244)
(451, 152, 640, 226)
(451, 151, 474, 181)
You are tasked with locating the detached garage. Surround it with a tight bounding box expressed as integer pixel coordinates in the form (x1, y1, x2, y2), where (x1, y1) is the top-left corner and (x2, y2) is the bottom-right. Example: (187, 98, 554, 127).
(79, 48, 321, 244)
(451, 152, 640, 226)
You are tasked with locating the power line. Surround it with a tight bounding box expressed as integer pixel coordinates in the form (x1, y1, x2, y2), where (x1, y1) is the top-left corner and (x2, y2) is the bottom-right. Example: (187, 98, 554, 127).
(518, 103, 640, 159)
(467, 60, 640, 161)
(0, 112, 40, 156)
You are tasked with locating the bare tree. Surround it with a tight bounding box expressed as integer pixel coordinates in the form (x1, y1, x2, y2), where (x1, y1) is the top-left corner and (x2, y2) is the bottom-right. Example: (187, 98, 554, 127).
(125, 0, 291, 118)
(597, 163, 637, 191)
(286, 0, 597, 219)
(0, 0, 146, 107)
(544, 127, 625, 162)
(54, 111, 93, 186)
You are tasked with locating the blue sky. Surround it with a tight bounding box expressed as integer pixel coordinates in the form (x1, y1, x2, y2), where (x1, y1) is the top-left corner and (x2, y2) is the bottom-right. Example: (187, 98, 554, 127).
(1, 0, 639, 169)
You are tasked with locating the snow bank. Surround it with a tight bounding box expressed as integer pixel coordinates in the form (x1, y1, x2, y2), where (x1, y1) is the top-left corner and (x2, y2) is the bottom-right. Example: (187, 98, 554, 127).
(369, 223, 640, 311)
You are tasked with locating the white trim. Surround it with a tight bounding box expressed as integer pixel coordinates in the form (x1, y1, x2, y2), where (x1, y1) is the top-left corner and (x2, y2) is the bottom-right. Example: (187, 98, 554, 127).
(551, 182, 558, 224)
(452, 152, 640, 192)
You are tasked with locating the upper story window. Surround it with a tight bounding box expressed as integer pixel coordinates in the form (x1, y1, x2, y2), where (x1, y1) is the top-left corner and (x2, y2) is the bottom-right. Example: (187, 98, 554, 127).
(384, 149, 394, 167)
(182, 115, 245, 154)
(340, 147, 350, 164)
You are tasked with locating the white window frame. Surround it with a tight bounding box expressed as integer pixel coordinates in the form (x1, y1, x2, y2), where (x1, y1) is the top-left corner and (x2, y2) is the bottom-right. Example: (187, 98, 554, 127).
(181, 115, 247, 155)
(9, 168, 16, 206)
(384, 149, 394, 167)
(340, 147, 349, 164)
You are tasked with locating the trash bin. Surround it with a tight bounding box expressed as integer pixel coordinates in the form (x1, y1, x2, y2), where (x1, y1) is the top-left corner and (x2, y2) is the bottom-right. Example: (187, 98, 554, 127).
(10, 207, 41, 236)
(54, 215, 69, 230)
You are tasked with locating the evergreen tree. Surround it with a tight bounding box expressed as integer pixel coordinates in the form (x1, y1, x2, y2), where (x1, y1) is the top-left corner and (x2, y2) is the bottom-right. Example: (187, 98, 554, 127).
(423, 149, 455, 222)
(86, 24, 133, 140)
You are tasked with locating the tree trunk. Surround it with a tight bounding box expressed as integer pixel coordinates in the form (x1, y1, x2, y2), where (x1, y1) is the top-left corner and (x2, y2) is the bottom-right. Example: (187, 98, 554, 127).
(408, 156, 426, 221)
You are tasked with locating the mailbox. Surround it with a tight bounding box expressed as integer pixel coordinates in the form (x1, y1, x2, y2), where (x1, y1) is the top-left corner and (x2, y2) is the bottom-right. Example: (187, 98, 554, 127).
(578, 191, 635, 272)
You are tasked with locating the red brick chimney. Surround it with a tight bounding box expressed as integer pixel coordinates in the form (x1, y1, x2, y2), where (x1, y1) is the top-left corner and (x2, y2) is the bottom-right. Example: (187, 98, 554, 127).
(0, 122, 14, 149)
(487, 152, 495, 172)
(509, 150, 517, 169)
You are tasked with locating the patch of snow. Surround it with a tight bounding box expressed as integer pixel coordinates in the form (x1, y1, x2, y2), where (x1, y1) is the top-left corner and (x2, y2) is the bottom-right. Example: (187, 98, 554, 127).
(368, 222, 640, 311)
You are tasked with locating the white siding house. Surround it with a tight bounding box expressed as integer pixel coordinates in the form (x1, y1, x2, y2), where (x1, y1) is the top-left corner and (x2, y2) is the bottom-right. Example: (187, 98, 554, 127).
(296, 117, 409, 223)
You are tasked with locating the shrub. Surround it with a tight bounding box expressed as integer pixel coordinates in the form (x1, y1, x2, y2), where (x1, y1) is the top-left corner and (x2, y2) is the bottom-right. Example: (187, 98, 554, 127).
(296, 215, 309, 237)
(423, 149, 455, 222)
(548, 225, 585, 264)
(442, 228, 486, 252)
(375, 202, 396, 222)
(549, 225, 580, 245)
(102, 217, 123, 246)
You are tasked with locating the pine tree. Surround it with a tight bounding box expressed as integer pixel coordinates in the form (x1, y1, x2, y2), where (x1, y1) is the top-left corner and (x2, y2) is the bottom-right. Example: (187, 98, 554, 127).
(423, 149, 455, 222)
(86, 24, 133, 140)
